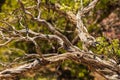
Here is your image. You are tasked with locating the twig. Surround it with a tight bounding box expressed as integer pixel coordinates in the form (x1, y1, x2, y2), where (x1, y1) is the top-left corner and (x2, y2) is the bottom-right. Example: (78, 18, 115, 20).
(0, 38, 14, 47)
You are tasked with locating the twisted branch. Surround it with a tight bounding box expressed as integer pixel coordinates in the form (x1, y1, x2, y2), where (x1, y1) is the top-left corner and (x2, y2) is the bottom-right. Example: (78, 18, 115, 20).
(0, 52, 119, 79)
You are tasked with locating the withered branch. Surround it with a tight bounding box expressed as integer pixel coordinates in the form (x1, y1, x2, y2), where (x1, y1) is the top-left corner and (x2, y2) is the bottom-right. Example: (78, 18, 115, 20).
(0, 52, 119, 79)
(0, 0, 119, 80)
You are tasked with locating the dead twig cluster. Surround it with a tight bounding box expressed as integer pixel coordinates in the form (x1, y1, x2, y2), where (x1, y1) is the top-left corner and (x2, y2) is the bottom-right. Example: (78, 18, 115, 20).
(0, 0, 120, 80)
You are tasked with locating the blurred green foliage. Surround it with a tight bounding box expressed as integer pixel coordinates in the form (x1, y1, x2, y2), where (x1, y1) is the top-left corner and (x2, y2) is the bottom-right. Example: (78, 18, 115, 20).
(95, 37, 120, 57)
(0, 0, 120, 80)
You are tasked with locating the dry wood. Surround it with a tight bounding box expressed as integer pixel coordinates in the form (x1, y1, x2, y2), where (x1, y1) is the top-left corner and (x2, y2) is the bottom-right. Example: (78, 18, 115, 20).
(0, 0, 119, 80)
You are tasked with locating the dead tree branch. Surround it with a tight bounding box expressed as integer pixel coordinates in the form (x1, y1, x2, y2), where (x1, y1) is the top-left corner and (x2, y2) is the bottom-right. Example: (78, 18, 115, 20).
(0, 52, 119, 79)
(0, 0, 120, 80)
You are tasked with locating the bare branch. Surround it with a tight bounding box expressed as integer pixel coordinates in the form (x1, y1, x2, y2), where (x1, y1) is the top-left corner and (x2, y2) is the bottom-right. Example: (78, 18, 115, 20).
(0, 37, 14, 47)
(36, 0, 41, 19)
(75, 0, 99, 51)
(82, 0, 100, 14)
(0, 52, 119, 79)
(18, 29, 64, 47)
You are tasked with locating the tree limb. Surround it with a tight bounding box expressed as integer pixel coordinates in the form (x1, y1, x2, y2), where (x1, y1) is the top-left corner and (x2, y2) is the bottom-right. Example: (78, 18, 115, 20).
(0, 52, 119, 79)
